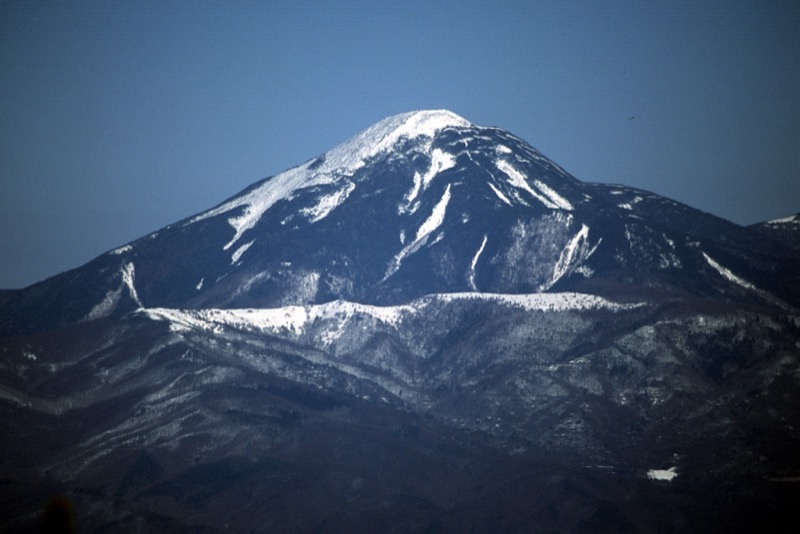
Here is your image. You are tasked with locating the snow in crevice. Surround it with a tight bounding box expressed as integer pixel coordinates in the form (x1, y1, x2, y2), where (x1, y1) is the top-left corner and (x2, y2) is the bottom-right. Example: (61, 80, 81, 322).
(384, 184, 453, 280)
(400, 171, 424, 214)
(469, 235, 488, 291)
(400, 148, 457, 214)
(544, 224, 598, 290)
(701, 251, 788, 308)
(301, 181, 356, 223)
(415, 184, 452, 240)
(496, 159, 548, 206)
(231, 240, 254, 264)
(122, 262, 142, 307)
(85, 261, 142, 320)
(495, 159, 572, 211)
(488, 182, 512, 206)
(86, 287, 122, 320)
(532, 179, 573, 210)
(702, 252, 757, 291)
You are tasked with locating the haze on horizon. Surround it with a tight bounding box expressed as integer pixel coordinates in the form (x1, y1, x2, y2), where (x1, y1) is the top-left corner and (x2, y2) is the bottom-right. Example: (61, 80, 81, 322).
(1, 0, 798, 289)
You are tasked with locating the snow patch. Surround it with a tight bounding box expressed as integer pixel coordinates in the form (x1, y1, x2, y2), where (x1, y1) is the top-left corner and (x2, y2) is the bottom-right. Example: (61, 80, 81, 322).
(301, 181, 356, 223)
(618, 196, 643, 211)
(647, 467, 678, 481)
(766, 214, 799, 225)
(86, 287, 122, 320)
(109, 244, 132, 255)
(231, 241, 254, 264)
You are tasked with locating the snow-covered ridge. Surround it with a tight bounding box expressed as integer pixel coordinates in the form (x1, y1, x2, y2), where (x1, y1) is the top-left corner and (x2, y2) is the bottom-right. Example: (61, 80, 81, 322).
(142, 291, 644, 337)
(321, 110, 472, 175)
(187, 110, 473, 251)
(765, 214, 799, 225)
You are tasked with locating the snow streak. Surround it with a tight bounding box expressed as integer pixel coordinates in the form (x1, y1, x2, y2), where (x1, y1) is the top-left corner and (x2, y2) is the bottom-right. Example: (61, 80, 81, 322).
(122, 262, 142, 308)
(231, 241, 254, 264)
(469, 235, 488, 291)
(546, 225, 592, 290)
(495, 159, 572, 210)
(384, 184, 453, 280)
(701, 252, 757, 291)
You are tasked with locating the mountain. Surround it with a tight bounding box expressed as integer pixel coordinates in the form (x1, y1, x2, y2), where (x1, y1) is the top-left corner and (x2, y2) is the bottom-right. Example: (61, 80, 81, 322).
(2, 110, 799, 532)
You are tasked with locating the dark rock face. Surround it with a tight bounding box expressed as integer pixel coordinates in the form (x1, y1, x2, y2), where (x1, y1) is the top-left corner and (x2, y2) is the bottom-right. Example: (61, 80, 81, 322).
(2, 110, 799, 531)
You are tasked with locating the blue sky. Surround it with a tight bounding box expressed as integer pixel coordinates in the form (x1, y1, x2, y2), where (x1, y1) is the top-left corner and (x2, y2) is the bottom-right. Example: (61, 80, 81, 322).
(1, 1, 798, 288)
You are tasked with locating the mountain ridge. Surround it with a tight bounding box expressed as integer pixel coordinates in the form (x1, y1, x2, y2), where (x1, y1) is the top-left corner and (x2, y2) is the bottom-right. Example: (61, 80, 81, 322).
(2, 110, 797, 337)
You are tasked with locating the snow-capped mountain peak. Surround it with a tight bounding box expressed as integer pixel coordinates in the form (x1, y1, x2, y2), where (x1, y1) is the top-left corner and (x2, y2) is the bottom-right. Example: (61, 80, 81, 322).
(187, 110, 473, 251)
(321, 109, 473, 174)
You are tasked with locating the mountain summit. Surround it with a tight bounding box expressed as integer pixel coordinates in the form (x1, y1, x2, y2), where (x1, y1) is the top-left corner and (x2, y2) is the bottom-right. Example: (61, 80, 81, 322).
(1, 111, 799, 531)
(2, 110, 796, 336)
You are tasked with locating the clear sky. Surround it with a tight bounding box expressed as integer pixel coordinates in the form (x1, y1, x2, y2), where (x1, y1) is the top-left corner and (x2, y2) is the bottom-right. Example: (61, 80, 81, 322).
(1, 1, 798, 289)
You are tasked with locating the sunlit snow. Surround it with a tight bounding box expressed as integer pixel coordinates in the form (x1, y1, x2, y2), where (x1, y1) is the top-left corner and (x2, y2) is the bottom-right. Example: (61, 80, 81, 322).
(122, 262, 142, 307)
(86, 287, 122, 320)
(300, 181, 356, 223)
(469, 235, 488, 291)
(647, 467, 678, 481)
(384, 183, 453, 280)
(231, 240, 254, 264)
(702, 252, 757, 291)
(545, 224, 597, 290)
(487, 182, 512, 206)
(400, 148, 457, 214)
(766, 214, 799, 225)
(188, 110, 471, 251)
(143, 291, 643, 339)
(495, 159, 571, 210)
(532, 179, 573, 210)
(109, 244, 132, 255)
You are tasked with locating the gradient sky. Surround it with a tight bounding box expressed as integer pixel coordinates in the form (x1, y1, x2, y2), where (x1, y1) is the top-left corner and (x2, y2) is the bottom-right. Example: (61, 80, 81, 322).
(1, 1, 798, 289)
